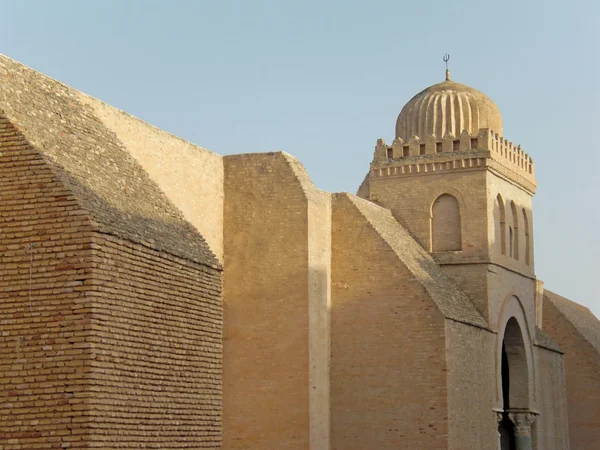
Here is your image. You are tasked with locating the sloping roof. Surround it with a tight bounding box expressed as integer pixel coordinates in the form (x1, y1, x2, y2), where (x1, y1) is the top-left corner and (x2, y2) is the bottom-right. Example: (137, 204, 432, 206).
(535, 326, 563, 353)
(545, 290, 600, 354)
(339, 193, 487, 328)
(0, 54, 218, 267)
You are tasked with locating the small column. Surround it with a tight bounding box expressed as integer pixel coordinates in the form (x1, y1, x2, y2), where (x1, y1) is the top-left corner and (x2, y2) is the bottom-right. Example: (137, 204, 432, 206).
(508, 412, 537, 450)
(495, 412, 503, 450)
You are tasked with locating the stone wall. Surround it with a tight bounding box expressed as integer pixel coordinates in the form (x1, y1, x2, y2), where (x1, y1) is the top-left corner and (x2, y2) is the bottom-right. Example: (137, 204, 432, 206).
(79, 94, 225, 262)
(0, 114, 224, 448)
(331, 193, 448, 449)
(445, 321, 497, 450)
(0, 114, 96, 448)
(222, 152, 331, 449)
(485, 171, 535, 277)
(367, 149, 536, 325)
(0, 54, 216, 267)
(533, 343, 570, 450)
(86, 233, 223, 448)
(369, 168, 488, 261)
(543, 292, 600, 449)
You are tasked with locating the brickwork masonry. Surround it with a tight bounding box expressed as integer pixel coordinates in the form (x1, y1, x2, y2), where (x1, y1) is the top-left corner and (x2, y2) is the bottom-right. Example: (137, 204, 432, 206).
(372, 129, 536, 194)
(0, 110, 223, 447)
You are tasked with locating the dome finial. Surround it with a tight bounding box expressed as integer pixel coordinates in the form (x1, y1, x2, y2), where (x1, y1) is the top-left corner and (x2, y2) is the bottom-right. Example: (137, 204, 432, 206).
(443, 53, 450, 81)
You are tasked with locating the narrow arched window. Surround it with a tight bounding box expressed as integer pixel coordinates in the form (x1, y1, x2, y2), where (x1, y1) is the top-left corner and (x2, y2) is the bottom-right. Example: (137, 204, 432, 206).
(509, 226, 513, 258)
(497, 194, 506, 255)
(510, 201, 519, 260)
(431, 194, 461, 251)
(522, 209, 530, 265)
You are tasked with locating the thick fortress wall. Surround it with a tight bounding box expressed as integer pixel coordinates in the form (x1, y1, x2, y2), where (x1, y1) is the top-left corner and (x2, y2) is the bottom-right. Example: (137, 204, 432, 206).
(222, 152, 331, 450)
(331, 193, 449, 449)
(543, 291, 600, 449)
(0, 114, 224, 448)
(0, 115, 96, 448)
(87, 233, 223, 448)
(533, 342, 570, 449)
(79, 94, 225, 262)
(445, 321, 497, 450)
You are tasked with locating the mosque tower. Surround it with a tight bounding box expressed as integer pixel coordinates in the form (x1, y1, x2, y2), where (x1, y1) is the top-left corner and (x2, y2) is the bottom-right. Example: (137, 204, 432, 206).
(358, 64, 539, 330)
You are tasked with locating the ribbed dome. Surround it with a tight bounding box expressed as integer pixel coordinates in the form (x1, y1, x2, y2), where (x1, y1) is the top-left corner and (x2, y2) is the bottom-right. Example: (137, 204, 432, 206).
(395, 79, 502, 141)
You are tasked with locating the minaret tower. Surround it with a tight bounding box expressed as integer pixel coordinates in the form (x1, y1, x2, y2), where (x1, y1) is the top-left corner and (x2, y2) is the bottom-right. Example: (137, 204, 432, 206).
(358, 63, 538, 329)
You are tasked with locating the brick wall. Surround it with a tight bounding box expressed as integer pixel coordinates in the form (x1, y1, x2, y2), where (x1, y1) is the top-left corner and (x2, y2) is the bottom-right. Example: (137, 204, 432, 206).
(543, 293, 600, 449)
(78, 94, 225, 262)
(0, 115, 96, 448)
(223, 153, 313, 449)
(331, 193, 448, 449)
(369, 169, 488, 260)
(445, 321, 497, 450)
(533, 344, 570, 450)
(0, 113, 223, 448)
(86, 233, 222, 449)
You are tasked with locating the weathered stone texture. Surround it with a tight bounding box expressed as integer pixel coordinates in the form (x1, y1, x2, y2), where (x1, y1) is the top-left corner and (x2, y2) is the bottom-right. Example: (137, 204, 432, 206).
(2, 51, 594, 450)
(0, 54, 217, 266)
(85, 233, 222, 449)
(78, 94, 225, 262)
(369, 169, 488, 261)
(340, 194, 485, 327)
(222, 152, 332, 449)
(543, 291, 600, 449)
(0, 61, 223, 449)
(533, 344, 570, 450)
(485, 170, 535, 277)
(331, 193, 449, 449)
(0, 114, 96, 448)
(444, 321, 497, 450)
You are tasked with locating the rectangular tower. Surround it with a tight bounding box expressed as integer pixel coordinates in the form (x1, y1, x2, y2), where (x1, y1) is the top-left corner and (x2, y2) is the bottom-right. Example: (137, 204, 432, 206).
(363, 129, 537, 331)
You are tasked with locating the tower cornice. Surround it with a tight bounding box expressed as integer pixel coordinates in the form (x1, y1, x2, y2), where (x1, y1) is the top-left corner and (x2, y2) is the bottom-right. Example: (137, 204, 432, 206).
(371, 129, 536, 195)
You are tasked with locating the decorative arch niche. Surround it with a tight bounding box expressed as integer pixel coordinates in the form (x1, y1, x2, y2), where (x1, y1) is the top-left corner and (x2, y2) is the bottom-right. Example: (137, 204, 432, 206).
(510, 201, 519, 261)
(431, 194, 461, 252)
(522, 208, 530, 265)
(497, 194, 506, 255)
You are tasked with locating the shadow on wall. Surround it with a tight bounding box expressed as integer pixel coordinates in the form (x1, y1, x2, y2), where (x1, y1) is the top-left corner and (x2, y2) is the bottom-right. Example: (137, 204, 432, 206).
(492, 193, 531, 266)
(57, 170, 220, 267)
(331, 209, 450, 448)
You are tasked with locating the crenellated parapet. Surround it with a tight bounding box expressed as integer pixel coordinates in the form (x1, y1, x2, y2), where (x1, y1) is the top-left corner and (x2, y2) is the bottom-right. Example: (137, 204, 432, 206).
(372, 129, 536, 192)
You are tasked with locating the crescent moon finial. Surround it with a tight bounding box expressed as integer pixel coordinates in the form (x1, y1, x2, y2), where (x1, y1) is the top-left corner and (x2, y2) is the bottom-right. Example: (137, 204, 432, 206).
(443, 54, 450, 81)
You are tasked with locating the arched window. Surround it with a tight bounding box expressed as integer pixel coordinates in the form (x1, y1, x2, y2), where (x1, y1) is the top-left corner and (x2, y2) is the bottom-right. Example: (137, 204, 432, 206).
(509, 226, 513, 258)
(510, 201, 519, 260)
(497, 194, 506, 255)
(431, 194, 461, 251)
(522, 209, 530, 265)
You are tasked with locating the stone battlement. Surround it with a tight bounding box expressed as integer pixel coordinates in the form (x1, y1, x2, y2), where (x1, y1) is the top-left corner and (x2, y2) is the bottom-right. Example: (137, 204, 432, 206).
(372, 129, 535, 186)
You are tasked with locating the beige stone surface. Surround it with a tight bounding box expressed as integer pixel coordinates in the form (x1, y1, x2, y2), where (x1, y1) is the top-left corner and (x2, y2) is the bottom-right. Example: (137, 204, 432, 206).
(445, 321, 497, 450)
(222, 152, 331, 450)
(0, 113, 223, 449)
(0, 54, 218, 266)
(543, 291, 600, 449)
(79, 94, 225, 262)
(331, 193, 449, 449)
(533, 344, 570, 449)
(1, 52, 592, 450)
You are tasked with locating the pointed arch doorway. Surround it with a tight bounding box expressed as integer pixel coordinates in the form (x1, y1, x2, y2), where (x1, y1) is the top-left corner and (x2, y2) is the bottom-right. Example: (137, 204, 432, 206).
(498, 317, 537, 450)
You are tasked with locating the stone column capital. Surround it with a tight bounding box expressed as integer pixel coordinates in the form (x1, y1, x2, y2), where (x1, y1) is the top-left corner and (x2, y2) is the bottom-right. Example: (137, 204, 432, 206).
(495, 411, 504, 424)
(508, 411, 537, 437)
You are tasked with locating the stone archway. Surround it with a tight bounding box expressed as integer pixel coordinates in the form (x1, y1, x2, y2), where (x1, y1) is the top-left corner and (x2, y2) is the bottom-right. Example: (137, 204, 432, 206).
(498, 317, 537, 450)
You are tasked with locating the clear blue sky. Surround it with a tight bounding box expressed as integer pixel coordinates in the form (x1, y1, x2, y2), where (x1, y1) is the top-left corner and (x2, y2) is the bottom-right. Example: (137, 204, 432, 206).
(1, 0, 598, 316)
